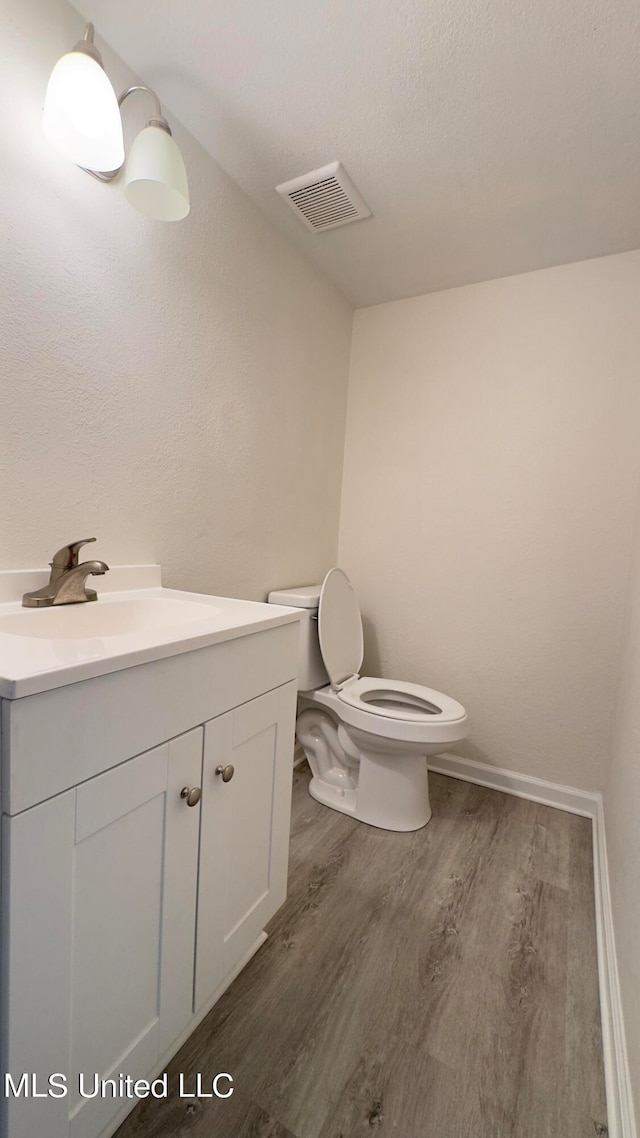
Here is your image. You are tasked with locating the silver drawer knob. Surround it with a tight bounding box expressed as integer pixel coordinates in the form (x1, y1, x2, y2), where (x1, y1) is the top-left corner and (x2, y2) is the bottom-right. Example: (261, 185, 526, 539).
(180, 785, 201, 807)
(215, 763, 235, 783)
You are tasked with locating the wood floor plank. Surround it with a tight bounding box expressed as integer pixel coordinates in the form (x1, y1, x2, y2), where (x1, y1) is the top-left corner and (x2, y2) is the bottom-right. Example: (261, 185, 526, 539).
(114, 766, 607, 1138)
(528, 801, 572, 888)
(504, 877, 569, 1137)
(221, 777, 471, 1136)
(116, 1081, 299, 1138)
(420, 792, 574, 1133)
(320, 1047, 516, 1138)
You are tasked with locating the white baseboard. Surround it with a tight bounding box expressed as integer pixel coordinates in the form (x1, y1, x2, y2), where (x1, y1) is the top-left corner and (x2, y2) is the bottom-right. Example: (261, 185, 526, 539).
(427, 752, 637, 1138)
(593, 806, 638, 1138)
(427, 751, 600, 817)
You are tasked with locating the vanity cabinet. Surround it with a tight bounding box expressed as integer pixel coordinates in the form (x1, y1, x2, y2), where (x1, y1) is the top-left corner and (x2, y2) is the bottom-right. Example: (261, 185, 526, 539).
(0, 620, 299, 1138)
(196, 685, 296, 1008)
(3, 730, 203, 1138)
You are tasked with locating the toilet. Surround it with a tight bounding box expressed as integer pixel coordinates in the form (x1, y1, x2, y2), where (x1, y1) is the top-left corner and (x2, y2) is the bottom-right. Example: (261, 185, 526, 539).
(268, 568, 468, 832)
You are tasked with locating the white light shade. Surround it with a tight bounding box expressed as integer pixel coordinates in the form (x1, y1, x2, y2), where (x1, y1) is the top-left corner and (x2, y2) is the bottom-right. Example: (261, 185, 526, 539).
(123, 126, 190, 221)
(43, 50, 124, 173)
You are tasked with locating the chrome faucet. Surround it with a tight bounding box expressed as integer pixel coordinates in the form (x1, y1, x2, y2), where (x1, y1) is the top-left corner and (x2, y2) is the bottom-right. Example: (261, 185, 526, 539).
(22, 539, 110, 607)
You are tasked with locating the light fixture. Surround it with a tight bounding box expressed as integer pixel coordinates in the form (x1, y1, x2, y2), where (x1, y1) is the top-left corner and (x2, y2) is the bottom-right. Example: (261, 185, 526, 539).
(43, 23, 189, 222)
(43, 24, 124, 172)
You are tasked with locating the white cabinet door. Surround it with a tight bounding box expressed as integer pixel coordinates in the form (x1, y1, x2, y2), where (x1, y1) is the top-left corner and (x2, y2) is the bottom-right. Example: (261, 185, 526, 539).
(195, 681, 297, 1012)
(0, 729, 202, 1138)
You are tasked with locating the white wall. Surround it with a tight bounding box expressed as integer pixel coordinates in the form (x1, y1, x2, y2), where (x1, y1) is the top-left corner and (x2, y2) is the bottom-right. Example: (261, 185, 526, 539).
(339, 252, 640, 791)
(0, 0, 352, 599)
(604, 488, 640, 1121)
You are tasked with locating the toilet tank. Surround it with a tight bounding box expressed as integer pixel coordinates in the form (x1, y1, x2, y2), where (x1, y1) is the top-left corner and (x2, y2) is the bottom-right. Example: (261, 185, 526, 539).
(267, 585, 329, 691)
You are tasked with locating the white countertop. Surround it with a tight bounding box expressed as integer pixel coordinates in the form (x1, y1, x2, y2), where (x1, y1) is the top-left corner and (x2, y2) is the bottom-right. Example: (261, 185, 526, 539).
(0, 566, 302, 699)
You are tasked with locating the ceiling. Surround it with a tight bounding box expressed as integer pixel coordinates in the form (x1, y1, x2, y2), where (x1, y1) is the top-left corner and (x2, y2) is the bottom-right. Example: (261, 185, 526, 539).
(72, 0, 640, 307)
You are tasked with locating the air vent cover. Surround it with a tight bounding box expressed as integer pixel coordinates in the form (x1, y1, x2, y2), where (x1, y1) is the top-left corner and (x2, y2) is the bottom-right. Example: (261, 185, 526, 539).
(276, 162, 371, 233)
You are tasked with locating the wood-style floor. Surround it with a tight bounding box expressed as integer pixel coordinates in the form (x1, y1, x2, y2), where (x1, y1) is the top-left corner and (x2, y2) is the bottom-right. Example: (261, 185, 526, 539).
(116, 765, 608, 1138)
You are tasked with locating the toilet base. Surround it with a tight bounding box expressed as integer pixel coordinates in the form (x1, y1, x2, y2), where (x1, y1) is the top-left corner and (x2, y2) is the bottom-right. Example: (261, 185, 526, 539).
(296, 707, 433, 832)
(308, 776, 357, 819)
(307, 765, 431, 831)
(353, 746, 432, 831)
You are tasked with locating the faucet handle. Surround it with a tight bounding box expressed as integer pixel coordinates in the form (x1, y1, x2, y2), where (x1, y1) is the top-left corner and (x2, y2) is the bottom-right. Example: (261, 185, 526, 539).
(50, 538, 96, 581)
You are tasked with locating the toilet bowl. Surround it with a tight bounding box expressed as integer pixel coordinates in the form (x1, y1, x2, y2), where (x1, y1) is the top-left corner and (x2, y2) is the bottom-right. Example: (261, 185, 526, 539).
(269, 569, 468, 832)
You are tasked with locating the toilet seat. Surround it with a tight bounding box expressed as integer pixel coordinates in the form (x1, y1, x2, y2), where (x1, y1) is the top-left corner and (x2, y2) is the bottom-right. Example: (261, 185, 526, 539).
(313, 678, 467, 745)
(315, 568, 467, 744)
(337, 675, 466, 724)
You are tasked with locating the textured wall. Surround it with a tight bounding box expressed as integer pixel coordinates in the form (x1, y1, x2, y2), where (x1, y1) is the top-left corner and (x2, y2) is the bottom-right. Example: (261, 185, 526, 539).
(339, 252, 640, 791)
(0, 0, 352, 599)
(604, 493, 640, 1123)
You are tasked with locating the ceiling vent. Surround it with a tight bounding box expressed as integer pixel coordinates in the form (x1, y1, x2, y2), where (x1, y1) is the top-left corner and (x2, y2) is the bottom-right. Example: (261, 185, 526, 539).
(276, 161, 371, 233)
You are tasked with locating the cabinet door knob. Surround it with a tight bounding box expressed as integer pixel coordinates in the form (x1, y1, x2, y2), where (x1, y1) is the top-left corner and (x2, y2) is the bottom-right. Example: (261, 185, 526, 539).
(215, 764, 235, 783)
(180, 786, 201, 807)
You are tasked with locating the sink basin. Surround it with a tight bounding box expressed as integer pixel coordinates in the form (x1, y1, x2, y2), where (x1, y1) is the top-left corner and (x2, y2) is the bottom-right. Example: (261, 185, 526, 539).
(0, 596, 222, 639)
(0, 567, 302, 699)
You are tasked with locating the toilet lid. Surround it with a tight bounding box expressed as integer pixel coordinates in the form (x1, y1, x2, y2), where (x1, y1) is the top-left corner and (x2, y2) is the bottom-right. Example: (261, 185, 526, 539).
(318, 568, 364, 686)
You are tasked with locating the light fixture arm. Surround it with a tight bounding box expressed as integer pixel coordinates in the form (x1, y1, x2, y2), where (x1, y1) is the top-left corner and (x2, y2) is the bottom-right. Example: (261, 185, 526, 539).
(72, 22, 102, 66)
(82, 84, 171, 183)
(119, 86, 168, 128)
